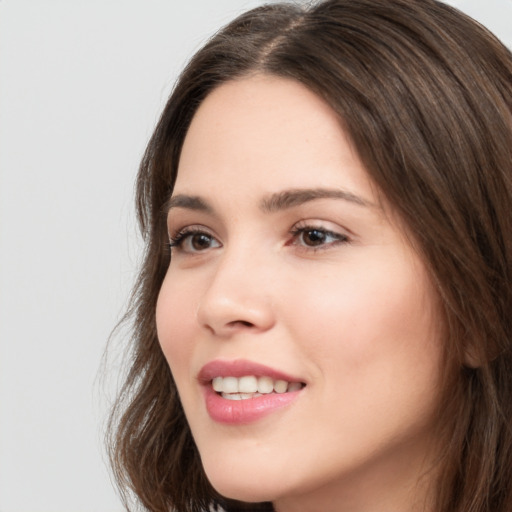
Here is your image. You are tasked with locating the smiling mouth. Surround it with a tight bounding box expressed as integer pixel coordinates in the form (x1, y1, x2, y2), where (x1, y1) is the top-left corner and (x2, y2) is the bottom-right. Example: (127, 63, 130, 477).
(212, 375, 306, 400)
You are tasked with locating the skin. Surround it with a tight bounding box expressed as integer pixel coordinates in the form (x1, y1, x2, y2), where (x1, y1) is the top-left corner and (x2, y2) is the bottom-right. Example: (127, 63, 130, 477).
(156, 75, 445, 512)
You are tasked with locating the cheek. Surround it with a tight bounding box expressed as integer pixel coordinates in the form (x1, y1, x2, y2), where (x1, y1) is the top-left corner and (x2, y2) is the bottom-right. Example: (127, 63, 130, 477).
(282, 259, 445, 469)
(287, 255, 443, 387)
(155, 271, 198, 377)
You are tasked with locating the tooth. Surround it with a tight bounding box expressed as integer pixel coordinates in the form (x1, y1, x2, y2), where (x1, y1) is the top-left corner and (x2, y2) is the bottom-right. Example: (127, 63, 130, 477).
(212, 377, 223, 392)
(223, 376, 238, 393)
(257, 376, 274, 394)
(274, 380, 288, 393)
(213, 376, 301, 395)
(223, 393, 242, 400)
(239, 375, 258, 393)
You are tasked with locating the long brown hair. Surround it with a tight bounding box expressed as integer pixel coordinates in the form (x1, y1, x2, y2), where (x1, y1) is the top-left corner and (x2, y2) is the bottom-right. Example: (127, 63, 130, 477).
(107, 1, 512, 511)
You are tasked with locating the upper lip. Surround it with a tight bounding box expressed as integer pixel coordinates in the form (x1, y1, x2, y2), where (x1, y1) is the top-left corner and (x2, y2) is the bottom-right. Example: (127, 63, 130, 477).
(198, 359, 304, 385)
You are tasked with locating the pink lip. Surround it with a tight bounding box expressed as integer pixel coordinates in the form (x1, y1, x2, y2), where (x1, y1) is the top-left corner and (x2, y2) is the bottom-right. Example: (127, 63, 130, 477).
(198, 359, 302, 383)
(198, 359, 305, 425)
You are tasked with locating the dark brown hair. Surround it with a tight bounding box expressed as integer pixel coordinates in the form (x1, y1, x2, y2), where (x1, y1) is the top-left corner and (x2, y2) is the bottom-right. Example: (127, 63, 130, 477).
(107, 1, 512, 511)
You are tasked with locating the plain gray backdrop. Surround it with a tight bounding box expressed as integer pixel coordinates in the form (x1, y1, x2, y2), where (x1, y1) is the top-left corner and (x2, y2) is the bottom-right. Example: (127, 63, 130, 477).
(1, 1, 511, 511)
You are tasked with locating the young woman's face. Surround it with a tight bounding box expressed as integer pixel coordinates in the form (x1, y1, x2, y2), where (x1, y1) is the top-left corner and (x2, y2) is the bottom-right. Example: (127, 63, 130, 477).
(156, 75, 444, 511)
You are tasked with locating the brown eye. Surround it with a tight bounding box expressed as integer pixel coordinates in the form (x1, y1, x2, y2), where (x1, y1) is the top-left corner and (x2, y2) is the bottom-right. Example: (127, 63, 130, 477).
(190, 233, 214, 251)
(290, 225, 349, 250)
(301, 229, 328, 246)
(169, 229, 221, 253)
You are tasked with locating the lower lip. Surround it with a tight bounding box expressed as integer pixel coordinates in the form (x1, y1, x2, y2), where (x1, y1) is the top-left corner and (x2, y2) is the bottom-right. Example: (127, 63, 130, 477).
(203, 385, 302, 424)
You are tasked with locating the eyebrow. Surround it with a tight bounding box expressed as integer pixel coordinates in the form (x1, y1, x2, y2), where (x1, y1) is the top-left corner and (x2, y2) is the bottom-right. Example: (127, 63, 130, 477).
(165, 187, 373, 216)
(165, 194, 213, 214)
(259, 187, 372, 212)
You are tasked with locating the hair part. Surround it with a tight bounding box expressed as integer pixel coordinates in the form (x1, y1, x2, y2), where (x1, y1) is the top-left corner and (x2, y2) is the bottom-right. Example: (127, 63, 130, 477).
(107, 1, 512, 511)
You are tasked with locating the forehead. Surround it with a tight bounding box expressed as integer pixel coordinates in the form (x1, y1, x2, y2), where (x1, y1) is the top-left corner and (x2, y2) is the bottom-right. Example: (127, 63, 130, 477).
(174, 74, 376, 206)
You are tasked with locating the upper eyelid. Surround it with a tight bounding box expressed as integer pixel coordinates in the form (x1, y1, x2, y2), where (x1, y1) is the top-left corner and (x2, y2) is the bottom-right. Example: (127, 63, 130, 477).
(168, 224, 217, 240)
(291, 219, 353, 237)
(292, 225, 347, 237)
(168, 219, 352, 238)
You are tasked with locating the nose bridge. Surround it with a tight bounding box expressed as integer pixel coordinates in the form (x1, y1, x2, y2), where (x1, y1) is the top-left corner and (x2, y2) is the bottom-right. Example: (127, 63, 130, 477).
(197, 238, 275, 335)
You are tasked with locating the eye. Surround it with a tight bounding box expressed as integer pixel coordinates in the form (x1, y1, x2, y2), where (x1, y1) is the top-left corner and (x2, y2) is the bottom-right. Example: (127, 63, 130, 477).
(169, 227, 221, 254)
(290, 224, 349, 249)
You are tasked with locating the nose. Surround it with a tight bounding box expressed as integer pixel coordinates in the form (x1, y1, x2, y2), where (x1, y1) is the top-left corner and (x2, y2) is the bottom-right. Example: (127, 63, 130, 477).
(196, 247, 276, 337)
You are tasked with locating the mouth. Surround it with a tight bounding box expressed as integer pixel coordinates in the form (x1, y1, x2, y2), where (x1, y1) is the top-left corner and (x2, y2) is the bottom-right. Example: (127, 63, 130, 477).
(198, 359, 306, 423)
(211, 375, 305, 400)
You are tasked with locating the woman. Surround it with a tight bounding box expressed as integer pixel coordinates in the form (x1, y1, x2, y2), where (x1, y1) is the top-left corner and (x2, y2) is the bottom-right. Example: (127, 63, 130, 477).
(108, 1, 512, 511)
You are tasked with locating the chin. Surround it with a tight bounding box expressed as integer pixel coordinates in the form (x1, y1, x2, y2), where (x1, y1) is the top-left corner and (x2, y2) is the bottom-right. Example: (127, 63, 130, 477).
(203, 462, 283, 504)
(210, 480, 276, 504)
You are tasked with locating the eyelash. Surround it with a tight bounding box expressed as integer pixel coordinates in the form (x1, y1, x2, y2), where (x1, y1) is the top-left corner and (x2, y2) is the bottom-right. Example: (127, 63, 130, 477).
(168, 223, 350, 254)
(168, 227, 218, 252)
(289, 224, 349, 250)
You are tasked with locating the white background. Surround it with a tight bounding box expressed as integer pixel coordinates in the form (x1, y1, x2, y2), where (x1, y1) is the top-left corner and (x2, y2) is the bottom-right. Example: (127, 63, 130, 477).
(0, 1, 510, 511)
